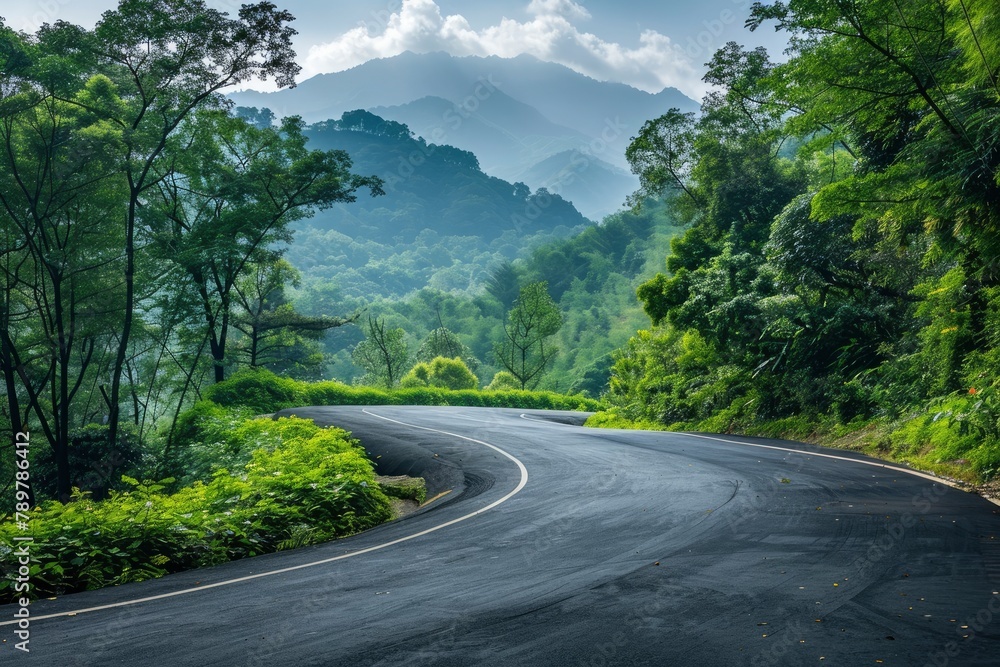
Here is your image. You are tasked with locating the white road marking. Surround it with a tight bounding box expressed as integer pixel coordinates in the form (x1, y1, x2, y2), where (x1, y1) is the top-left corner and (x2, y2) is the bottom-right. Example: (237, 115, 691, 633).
(521, 412, 961, 489)
(1, 408, 529, 626)
(519, 413, 548, 423)
(675, 432, 953, 485)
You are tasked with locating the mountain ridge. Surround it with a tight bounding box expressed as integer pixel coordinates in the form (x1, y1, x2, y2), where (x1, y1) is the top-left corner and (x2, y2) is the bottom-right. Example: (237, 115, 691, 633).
(229, 52, 698, 215)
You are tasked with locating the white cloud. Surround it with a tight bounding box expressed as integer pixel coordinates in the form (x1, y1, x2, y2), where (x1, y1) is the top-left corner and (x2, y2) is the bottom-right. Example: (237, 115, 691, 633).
(526, 0, 591, 20)
(301, 0, 702, 97)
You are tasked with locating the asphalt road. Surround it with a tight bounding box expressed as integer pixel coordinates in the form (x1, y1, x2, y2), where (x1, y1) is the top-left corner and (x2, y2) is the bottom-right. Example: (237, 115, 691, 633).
(3, 406, 999, 666)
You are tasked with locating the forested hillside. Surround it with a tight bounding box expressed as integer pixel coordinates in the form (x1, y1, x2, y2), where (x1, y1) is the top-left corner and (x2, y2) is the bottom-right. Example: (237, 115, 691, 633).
(277, 109, 590, 300)
(598, 1, 1000, 483)
(294, 200, 679, 391)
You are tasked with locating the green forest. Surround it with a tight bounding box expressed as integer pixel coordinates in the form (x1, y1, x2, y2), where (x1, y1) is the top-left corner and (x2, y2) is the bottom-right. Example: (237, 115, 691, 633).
(1, 0, 999, 596)
(597, 1, 1000, 485)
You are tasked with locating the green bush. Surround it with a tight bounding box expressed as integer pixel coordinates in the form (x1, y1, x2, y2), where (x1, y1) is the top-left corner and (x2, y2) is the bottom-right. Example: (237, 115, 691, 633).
(204, 368, 603, 412)
(486, 371, 521, 391)
(0, 417, 390, 600)
(401, 357, 478, 390)
(203, 368, 304, 413)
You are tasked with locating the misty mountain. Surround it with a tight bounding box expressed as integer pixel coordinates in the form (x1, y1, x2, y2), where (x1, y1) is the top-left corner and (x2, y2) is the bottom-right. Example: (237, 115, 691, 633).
(273, 110, 589, 299)
(231, 51, 700, 126)
(517, 150, 636, 221)
(368, 92, 587, 177)
(229, 52, 698, 214)
(301, 110, 587, 244)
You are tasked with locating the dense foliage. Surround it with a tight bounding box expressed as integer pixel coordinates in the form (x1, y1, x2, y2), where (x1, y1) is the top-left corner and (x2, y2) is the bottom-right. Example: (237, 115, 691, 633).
(305, 200, 680, 393)
(0, 1, 381, 502)
(601, 1, 1000, 481)
(0, 417, 390, 599)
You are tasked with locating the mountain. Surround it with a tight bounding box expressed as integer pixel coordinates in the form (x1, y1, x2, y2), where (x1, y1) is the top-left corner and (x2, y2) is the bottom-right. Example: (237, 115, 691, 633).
(517, 150, 637, 221)
(369, 92, 588, 178)
(277, 111, 590, 300)
(229, 52, 698, 206)
(302, 110, 587, 243)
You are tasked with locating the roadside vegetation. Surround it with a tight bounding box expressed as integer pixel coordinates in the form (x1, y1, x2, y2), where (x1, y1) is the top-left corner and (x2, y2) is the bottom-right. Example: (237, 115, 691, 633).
(200, 368, 602, 415)
(590, 1, 1000, 486)
(0, 416, 391, 599)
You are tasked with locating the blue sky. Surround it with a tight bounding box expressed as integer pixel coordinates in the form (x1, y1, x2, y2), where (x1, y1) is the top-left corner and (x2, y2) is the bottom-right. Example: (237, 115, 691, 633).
(2, 0, 788, 99)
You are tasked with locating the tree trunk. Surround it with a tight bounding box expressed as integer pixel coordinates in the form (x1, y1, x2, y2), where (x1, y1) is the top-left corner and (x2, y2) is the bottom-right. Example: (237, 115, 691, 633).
(107, 192, 137, 467)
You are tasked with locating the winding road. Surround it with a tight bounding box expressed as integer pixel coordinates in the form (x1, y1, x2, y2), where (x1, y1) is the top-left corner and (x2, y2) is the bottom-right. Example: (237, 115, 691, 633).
(3, 406, 999, 666)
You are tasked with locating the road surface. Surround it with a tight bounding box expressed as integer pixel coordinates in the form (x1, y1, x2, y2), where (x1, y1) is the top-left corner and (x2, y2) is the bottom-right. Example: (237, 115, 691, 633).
(2, 406, 998, 666)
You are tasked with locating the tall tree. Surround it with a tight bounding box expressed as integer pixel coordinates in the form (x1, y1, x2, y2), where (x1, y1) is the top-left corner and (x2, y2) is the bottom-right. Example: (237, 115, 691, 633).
(352, 316, 410, 389)
(232, 260, 357, 377)
(494, 281, 562, 390)
(149, 110, 381, 383)
(88, 0, 301, 461)
(0, 28, 128, 501)
(750, 0, 1000, 373)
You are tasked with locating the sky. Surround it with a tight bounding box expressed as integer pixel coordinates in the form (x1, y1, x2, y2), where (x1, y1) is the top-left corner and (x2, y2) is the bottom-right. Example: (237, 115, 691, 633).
(1, 0, 789, 99)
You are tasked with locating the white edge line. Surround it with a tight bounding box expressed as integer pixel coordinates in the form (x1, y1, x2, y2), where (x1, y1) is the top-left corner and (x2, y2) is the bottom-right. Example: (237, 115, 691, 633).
(523, 413, 956, 488)
(3, 408, 529, 626)
(674, 432, 952, 486)
(680, 432, 999, 505)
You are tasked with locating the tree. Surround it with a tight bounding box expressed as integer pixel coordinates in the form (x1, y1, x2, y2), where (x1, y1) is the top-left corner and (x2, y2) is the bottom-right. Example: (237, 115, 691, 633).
(494, 282, 562, 390)
(149, 111, 382, 384)
(0, 27, 129, 502)
(416, 328, 479, 373)
(87, 0, 303, 463)
(232, 260, 358, 378)
(625, 109, 700, 210)
(749, 0, 1000, 271)
(352, 316, 410, 388)
(748, 0, 1000, 383)
(400, 357, 478, 391)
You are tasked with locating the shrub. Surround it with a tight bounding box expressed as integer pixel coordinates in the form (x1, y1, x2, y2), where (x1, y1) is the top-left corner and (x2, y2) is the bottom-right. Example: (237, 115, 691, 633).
(203, 368, 304, 413)
(485, 371, 520, 391)
(401, 357, 478, 391)
(0, 417, 391, 600)
(205, 369, 603, 412)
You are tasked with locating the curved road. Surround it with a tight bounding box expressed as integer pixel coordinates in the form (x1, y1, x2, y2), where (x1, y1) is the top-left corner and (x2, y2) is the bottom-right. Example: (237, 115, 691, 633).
(3, 406, 999, 666)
